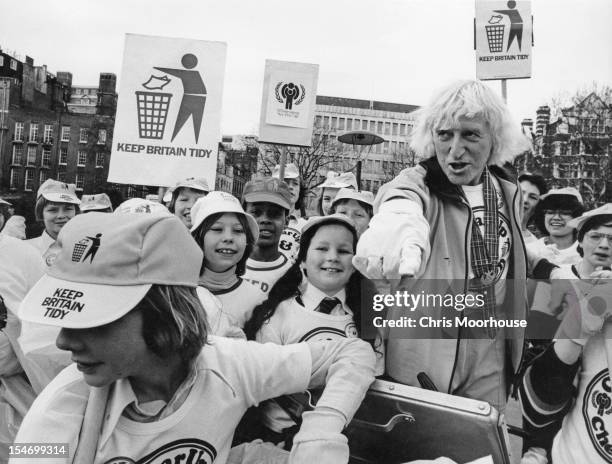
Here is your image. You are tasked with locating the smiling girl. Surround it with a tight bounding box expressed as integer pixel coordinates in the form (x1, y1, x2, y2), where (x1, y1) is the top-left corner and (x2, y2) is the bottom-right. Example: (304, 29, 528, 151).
(190, 191, 266, 329)
(167, 177, 210, 229)
(244, 214, 380, 445)
(26, 179, 80, 255)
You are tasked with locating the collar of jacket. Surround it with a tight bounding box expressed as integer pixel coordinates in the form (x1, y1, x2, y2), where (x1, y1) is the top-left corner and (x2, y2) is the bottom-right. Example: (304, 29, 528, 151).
(419, 156, 515, 201)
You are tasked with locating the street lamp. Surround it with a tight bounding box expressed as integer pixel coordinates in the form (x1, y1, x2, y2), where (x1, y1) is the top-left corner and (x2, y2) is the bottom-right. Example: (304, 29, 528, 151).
(337, 130, 384, 189)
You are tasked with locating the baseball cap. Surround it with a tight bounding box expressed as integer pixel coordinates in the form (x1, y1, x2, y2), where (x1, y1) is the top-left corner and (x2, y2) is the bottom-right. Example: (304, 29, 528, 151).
(241, 177, 292, 210)
(318, 171, 358, 190)
(114, 198, 170, 215)
(80, 193, 113, 212)
(19, 213, 202, 329)
(174, 177, 210, 193)
(300, 213, 358, 243)
(37, 179, 80, 204)
(162, 187, 175, 204)
(540, 187, 583, 205)
(331, 188, 375, 208)
(568, 203, 612, 232)
(190, 191, 259, 239)
(272, 163, 299, 180)
(0, 197, 11, 206)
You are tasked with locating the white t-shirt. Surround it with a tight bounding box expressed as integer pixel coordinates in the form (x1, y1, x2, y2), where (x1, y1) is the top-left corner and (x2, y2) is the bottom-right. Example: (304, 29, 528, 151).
(211, 279, 266, 328)
(13, 337, 311, 464)
(25, 231, 55, 257)
(243, 254, 293, 294)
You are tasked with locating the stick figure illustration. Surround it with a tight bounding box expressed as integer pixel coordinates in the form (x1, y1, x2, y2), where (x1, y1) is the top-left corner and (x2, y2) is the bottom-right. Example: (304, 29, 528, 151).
(281, 82, 300, 110)
(494, 0, 523, 52)
(82, 233, 102, 263)
(155, 53, 207, 143)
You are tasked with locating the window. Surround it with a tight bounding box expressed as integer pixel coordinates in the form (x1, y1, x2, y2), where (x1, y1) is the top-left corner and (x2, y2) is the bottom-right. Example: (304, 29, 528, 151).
(61, 126, 70, 142)
(400, 124, 406, 136)
(0, 56, 3, 66)
(9, 168, 20, 189)
(354, 119, 360, 129)
(362, 120, 367, 130)
(346, 119, 352, 131)
(24, 169, 35, 191)
(391, 141, 397, 152)
(383, 141, 389, 154)
(369, 121, 376, 132)
(399, 141, 405, 152)
(392, 123, 398, 136)
(41, 147, 51, 167)
(14, 122, 24, 141)
(75, 173, 84, 191)
(43, 124, 53, 143)
(79, 128, 88, 143)
(29, 123, 39, 142)
(323, 116, 329, 129)
(59, 147, 68, 165)
(78, 151, 87, 166)
(26, 145, 37, 165)
(11, 146, 23, 165)
(338, 118, 345, 131)
(39, 170, 49, 185)
(10, 59, 17, 71)
(315, 115, 322, 128)
(97, 129, 107, 144)
(95, 152, 105, 168)
(384, 122, 391, 135)
(377, 122, 383, 134)
(331, 117, 337, 130)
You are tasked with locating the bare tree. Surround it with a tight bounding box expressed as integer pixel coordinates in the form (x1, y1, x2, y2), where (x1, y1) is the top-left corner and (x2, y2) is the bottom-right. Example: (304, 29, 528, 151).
(381, 147, 418, 182)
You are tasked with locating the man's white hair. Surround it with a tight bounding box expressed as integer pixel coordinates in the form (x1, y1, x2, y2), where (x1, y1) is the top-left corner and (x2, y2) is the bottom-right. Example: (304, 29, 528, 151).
(410, 79, 532, 166)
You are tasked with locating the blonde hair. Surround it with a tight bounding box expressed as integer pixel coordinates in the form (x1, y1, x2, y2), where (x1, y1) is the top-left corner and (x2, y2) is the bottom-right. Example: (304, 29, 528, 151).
(410, 80, 531, 166)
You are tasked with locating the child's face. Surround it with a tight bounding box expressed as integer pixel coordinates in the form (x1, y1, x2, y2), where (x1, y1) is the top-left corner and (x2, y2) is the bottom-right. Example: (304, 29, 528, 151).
(203, 213, 247, 272)
(55, 310, 152, 387)
(581, 224, 612, 269)
(321, 188, 340, 216)
(43, 202, 77, 239)
(245, 202, 286, 248)
(284, 178, 300, 207)
(304, 224, 355, 296)
(334, 199, 371, 237)
(174, 188, 207, 229)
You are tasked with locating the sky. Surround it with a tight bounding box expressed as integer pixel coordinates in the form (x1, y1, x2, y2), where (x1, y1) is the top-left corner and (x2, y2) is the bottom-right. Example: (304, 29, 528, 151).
(1, 0, 610, 135)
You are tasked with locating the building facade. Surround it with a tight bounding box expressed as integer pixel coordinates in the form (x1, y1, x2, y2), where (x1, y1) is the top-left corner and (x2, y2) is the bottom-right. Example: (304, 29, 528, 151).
(516, 93, 612, 208)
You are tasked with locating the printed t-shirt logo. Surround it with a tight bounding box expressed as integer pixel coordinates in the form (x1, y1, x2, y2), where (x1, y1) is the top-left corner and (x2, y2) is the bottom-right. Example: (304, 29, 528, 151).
(104, 438, 216, 464)
(71, 233, 103, 263)
(582, 368, 612, 461)
(59, 194, 74, 201)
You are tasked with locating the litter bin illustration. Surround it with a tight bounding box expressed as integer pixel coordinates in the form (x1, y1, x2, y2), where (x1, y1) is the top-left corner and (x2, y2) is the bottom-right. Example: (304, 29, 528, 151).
(72, 239, 90, 262)
(485, 24, 505, 53)
(135, 91, 173, 140)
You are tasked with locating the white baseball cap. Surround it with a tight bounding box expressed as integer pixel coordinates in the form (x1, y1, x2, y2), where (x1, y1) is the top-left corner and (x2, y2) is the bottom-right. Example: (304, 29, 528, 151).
(114, 198, 170, 215)
(331, 188, 375, 208)
(80, 193, 113, 212)
(37, 179, 80, 204)
(540, 187, 583, 205)
(174, 177, 210, 193)
(300, 213, 358, 241)
(19, 213, 202, 329)
(272, 163, 299, 180)
(190, 191, 259, 239)
(318, 171, 358, 190)
(0, 197, 11, 206)
(568, 203, 612, 232)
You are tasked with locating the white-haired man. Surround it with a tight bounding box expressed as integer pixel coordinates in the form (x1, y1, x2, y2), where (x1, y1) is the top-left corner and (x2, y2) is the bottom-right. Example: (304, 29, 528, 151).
(354, 79, 557, 412)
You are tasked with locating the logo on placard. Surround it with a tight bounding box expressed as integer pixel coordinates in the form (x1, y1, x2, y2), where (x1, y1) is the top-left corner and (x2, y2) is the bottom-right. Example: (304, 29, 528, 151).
(103, 439, 216, 464)
(582, 368, 612, 461)
(275, 82, 306, 110)
(485, 0, 523, 53)
(137, 53, 207, 143)
(71, 233, 102, 263)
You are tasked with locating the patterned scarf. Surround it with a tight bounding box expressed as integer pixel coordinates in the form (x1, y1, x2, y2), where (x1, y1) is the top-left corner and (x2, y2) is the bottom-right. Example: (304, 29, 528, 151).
(468, 167, 499, 337)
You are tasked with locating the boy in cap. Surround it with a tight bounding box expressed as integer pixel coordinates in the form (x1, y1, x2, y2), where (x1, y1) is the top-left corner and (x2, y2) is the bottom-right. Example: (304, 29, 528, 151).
(13, 212, 375, 464)
(168, 177, 210, 229)
(272, 163, 308, 262)
(241, 178, 294, 294)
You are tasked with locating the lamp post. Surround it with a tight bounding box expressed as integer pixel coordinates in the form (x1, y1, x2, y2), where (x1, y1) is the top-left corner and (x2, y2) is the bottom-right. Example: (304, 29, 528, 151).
(337, 130, 384, 189)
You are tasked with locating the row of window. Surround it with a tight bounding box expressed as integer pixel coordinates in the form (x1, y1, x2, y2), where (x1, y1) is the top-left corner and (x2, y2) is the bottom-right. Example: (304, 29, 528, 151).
(336, 156, 407, 173)
(316, 134, 408, 155)
(13, 122, 107, 144)
(315, 115, 412, 137)
(9, 168, 87, 192)
(11, 145, 105, 168)
(0, 56, 18, 70)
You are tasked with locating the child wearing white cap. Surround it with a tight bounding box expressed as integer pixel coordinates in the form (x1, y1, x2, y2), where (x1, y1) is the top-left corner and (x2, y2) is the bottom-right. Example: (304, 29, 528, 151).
(190, 191, 266, 329)
(79, 193, 113, 213)
(330, 188, 375, 237)
(13, 212, 375, 464)
(244, 214, 382, 445)
(317, 171, 358, 216)
(26, 179, 81, 255)
(167, 177, 210, 229)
